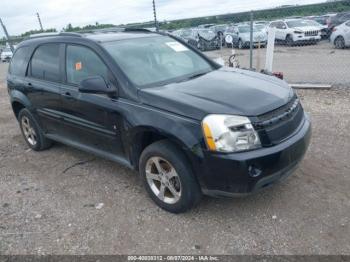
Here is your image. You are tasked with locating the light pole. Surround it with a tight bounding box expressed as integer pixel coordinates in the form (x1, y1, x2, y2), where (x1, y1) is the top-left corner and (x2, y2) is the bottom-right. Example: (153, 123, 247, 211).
(152, 0, 159, 32)
(0, 18, 14, 52)
(37, 12, 44, 31)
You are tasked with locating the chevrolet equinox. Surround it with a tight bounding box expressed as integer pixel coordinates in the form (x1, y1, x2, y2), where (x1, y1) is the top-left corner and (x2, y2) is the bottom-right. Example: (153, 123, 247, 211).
(7, 29, 311, 213)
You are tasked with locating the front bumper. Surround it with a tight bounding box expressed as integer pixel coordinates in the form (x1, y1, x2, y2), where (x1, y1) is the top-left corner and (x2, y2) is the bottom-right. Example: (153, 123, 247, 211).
(294, 35, 321, 42)
(196, 113, 311, 197)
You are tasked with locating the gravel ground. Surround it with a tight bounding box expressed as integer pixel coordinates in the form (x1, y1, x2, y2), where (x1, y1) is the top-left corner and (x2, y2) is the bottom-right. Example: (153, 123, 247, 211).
(0, 62, 349, 255)
(205, 40, 350, 85)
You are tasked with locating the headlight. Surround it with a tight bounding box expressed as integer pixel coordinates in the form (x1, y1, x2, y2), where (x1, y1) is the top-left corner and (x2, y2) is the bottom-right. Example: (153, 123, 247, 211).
(294, 30, 303, 34)
(202, 114, 261, 153)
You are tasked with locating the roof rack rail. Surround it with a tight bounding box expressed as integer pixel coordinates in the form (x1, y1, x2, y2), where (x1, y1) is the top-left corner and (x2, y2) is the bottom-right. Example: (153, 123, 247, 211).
(77, 27, 125, 34)
(59, 32, 83, 37)
(25, 31, 83, 40)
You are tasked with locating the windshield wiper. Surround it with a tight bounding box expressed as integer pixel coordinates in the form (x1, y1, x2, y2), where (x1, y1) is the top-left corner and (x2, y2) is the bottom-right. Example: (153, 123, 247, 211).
(187, 71, 210, 80)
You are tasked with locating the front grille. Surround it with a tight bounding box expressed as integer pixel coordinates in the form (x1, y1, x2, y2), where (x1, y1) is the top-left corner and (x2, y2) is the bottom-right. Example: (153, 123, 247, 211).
(252, 96, 304, 146)
(305, 30, 319, 36)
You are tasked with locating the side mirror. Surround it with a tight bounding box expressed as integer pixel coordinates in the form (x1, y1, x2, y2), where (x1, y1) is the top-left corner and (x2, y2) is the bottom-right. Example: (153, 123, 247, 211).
(79, 76, 116, 95)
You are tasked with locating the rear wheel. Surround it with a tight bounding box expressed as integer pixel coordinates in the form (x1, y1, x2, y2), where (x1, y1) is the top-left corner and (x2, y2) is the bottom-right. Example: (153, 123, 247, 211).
(18, 108, 52, 151)
(139, 140, 202, 213)
(335, 36, 345, 49)
(238, 39, 244, 49)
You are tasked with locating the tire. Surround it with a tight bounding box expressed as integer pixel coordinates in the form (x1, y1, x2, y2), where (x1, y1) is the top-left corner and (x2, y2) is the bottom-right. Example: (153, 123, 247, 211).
(18, 108, 52, 151)
(139, 140, 202, 213)
(286, 35, 294, 46)
(238, 39, 244, 49)
(335, 36, 345, 49)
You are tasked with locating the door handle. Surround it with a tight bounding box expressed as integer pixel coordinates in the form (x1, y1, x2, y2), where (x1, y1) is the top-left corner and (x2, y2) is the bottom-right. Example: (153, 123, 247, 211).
(62, 91, 74, 100)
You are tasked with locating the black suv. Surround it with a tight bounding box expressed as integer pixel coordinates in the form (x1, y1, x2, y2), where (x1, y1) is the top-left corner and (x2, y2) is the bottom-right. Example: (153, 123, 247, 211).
(7, 30, 311, 213)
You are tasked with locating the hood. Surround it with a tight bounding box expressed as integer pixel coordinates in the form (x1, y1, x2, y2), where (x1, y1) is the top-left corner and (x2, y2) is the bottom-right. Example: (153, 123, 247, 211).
(293, 26, 321, 31)
(139, 67, 294, 120)
(1, 51, 12, 56)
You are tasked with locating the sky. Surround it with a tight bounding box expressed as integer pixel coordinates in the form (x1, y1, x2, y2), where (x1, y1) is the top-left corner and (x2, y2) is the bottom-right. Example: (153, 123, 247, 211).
(0, 0, 325, 37)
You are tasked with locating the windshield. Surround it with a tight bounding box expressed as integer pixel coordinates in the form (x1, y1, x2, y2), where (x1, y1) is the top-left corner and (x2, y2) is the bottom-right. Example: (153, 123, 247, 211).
(255, 25, 266, 31)
(305, 20, 322, 26)
(238, 26, 258, 33)
(198, 29, 216, 39)
(103, 36, 213, 87)
(286, 20, 313, 28)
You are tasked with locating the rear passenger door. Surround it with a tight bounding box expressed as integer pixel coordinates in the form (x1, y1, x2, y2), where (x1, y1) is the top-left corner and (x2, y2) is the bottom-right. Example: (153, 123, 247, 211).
(59, 44, 125, 158)
(26, 43, 64, 133)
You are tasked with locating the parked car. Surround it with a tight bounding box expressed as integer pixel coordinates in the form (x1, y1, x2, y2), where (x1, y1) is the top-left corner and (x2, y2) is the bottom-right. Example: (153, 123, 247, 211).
(330, 20, 350, 48)
(183, 28, 220, 51)
(209, 24, 228, 46)
(328, 12, 350, 32)
(269, 19, 321, 46)
(225, 24, 267, 49)
(1, 47, 13, 62)
(7, 30, 311, 213)
(304, 19, 329, 39)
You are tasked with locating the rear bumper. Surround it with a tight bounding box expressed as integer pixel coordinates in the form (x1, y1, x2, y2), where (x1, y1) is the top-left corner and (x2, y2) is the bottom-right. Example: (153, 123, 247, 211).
(195, 113, 311, 197)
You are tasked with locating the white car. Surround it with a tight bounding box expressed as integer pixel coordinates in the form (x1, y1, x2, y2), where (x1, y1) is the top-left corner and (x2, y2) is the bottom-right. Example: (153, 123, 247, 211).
(269, 19, 321, 46)
(1, 47, 13, 62)
(224, 24, 267, 49)
(330, 20, 350, 48)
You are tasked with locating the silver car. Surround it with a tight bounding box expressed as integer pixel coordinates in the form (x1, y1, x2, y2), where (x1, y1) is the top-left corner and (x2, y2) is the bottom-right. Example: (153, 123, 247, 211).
(330, 20, 350, 48)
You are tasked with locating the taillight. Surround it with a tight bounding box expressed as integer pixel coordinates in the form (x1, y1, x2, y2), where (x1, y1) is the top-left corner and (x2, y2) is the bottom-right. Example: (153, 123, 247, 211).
(332, 28, 337, 32)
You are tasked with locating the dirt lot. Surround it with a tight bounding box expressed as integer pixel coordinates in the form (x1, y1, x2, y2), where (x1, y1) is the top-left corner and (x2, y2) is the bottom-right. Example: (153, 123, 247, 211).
(206, 40, 350, 85)
(0, 62, 349, 255)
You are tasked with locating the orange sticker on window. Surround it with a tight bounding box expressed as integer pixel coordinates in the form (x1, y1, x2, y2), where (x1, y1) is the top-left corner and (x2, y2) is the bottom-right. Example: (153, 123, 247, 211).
(75, 62, 82, 71)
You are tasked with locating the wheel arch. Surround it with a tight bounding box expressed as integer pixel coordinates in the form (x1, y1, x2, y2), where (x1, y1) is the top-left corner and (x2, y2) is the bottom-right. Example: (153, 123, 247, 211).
(10, 90, 32, 119)
(128, 126, 199, 171)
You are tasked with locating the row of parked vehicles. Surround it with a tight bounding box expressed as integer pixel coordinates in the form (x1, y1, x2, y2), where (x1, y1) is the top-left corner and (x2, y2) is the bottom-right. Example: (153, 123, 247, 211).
(0, 47, 13, 62)
(170, 12, 350, 50)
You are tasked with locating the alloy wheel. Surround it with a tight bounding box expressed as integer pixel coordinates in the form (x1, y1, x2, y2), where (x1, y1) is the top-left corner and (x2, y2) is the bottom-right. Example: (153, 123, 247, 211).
(21, 116, 37, 146)
(145, 157, 182, 204)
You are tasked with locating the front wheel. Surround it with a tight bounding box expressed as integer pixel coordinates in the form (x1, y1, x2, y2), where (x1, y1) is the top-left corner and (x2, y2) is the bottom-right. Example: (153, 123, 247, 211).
(139, 140, 202, 213)
(335, 36, 345, 49)
(238, 39, 244, 49)
(286, 35, 294, 46)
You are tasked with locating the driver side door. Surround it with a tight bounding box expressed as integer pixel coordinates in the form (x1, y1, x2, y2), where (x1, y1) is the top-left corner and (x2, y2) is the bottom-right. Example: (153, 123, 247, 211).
(58, 44, 125, 159)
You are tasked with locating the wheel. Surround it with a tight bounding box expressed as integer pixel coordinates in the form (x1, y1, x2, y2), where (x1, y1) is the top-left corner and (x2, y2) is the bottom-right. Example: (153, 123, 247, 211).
(335, 36, 345, 49)
(197, 40, 205, 51)
(238, 39, 244, 49)
(139, 140, 202, 213)
(18, 108, 52, 151)
(286, 35, 294, 46)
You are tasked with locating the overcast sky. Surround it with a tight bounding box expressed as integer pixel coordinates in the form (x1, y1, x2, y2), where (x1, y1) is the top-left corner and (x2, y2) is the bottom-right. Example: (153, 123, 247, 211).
(1, 0, 324, 37)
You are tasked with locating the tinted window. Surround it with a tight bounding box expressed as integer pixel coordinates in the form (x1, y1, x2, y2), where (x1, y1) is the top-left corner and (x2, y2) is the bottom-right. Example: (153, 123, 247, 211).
(66, 45, 109, 85)
(30, 44, 60, 82)
(9, 46, 29, 76)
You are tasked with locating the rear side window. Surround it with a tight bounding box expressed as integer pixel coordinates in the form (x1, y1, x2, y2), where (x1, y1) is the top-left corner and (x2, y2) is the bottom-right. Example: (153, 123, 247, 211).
(66, 45, 109, 85)
(30, 44, 60, 82)
(9, 46, 29, 76)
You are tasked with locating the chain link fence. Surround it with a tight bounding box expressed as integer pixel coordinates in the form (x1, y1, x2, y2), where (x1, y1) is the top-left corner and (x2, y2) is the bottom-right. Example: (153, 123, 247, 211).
(195, 2, 350, 86)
